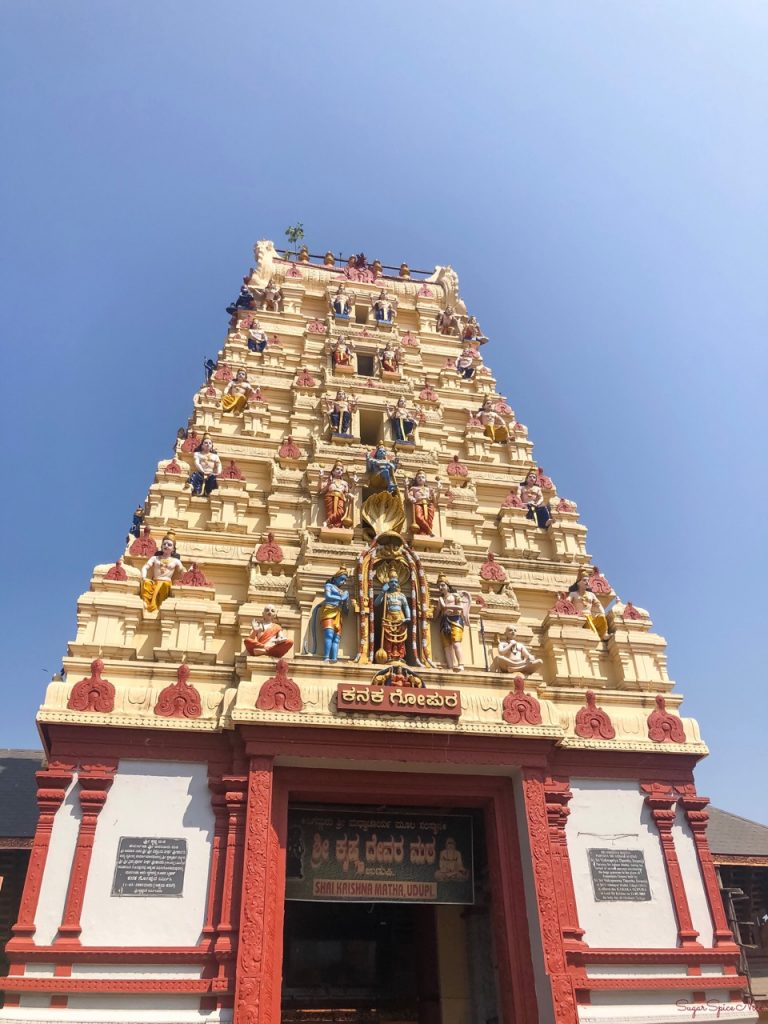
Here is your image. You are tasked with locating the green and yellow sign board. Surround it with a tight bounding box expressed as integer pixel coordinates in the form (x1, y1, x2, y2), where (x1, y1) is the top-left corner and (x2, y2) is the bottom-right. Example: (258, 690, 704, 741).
(285, 806, 474, 905)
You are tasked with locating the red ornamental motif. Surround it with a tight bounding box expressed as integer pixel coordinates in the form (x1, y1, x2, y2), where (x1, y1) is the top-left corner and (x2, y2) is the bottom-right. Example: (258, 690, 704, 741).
(551, 592, 578, 615)
(647, 694, 686, 743)
(181, 431, 201, 453)
(256, 660, 303, 712)
(419, 383, 438, 402)
(179, 562, 211, 587)
(502, 490, 525, 509)
(214, 364, 233, 382)
(480, 552, 506, 582)
(537, 467, 554, 490)
(417, 283, 433, 297)
(495, 400, 513, 416)
(586, 566, 611, 594)
(105, 560, 128, 581)
(164, 458, 183, 475)
(267, 334, 282, 348)
(554, 498, 575, 513)
(222, 460, 245, 480)
(307, 319, 326, 334)
(256, 532, 284, 563)
(623, 601, 642, 620)
(442, 357, 456, 369)
(401, 331, 418, 347)
(575, 691, 616, 740)
(67, 659, 115, 713)
(344, 266, 375, 283)
(129, 528, 156, 557)
(502, 677, 542, 726)
(204, 385, 217, 397)
(154, 664, 202, 719)
(285, 265, 302, 278)
(240, 313, 256, 330)
(249, 386, 264, 403)
(360, 328, 373, 337)
(365, 378, 376, 388)
(295, 368, 317, 388)
(278, 436, 303, 460)
(446, 455, 468, 478)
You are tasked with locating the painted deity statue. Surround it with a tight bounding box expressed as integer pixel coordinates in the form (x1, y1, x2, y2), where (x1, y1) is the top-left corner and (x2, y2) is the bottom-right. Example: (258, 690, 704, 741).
(371, 289, 397, 324)
(226, 284, 255, 315)
(318, 462, 358, 529)
(222, 369, 253, 414)
(568, 571, 610, 641)
(376, 574, 411, 663)
(258, 278, 283, 312)
(386, 397, 417, 444)
(140, 535, 185, 612)
(330, 335, 355, 370)
(305, 569, 352, 663)
(491, 625, 542, 675)
(461, 315, 487, 345)
(188, 435, 222, 498)
(437, 576, 471, 672)
(436, 306, 460, 335)
(366, 445, 399, 494)
(244, 605, 293, 658)
(330, 283, 355, 318)
(520, 469, 552, 530)
(324, 389, 357, 437)
(476, 397, 510, 444)
(247, 320, 269, 353)
(378, 341, 401, 375)
(456, 346, 479, 380)
(406, 472, 441, 536)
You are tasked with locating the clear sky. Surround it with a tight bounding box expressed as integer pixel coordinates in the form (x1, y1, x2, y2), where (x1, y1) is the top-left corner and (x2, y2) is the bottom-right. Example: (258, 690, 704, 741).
(2, 2, 766, 820)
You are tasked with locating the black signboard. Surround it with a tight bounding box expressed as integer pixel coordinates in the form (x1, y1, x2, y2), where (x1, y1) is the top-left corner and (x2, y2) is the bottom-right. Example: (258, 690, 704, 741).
(285, 807, 474, 905)
(111, 837, 187, 897)
(588, 848, 651, 902)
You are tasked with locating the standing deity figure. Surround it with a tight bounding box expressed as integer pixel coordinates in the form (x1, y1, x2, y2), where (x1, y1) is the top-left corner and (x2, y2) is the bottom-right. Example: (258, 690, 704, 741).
(226, 284, 255, 315)
(378, 340, 401, 375)
(456, 346, 479, 380)
(568, 571, 610, 640)
(476, 397, 510, 444)
(244, 605, 293, 658)
(329, 283, 355, 318)
(437, 576, 471, 672)
(461, 316, 488, 345)
(371, 289, 397, 324)
(305, 569, 352, 663)
(222, 369, 253, 414)
(491, 625, 542, 675)
(318, 462, 358, 529)
(324, 389, 358, 436)
(376, 574, 411, 663)
(366, 445, 399, 494)
(258, 278, 283, 312)
(436, 307, 460, 335)
(330, 335, 355, 370)
(247, 320, 269, 353)
(188, 435, 222, 497)
(140, 535, 185, 612)
(520, 469, 552, 530)
(386, 397, 417, 444)
(406, 472, 441, 536)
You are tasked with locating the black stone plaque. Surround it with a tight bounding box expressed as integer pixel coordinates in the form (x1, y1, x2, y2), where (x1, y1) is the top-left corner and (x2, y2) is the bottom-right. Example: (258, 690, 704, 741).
(111, 836, 187, 897)
(588, 848, 651, 902)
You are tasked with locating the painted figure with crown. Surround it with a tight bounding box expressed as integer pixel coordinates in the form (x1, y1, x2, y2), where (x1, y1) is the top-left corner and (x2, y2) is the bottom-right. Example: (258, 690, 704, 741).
(366, 444, 399, 494)
(188, 435, 222, 497)
(222, 369, 253, 414)
(436, 574, 472, 671)
(375, 573, 411, 663)
(318, 462, 357, 529)
(304, 568, 352, 663)
(140, 534, 185, 612)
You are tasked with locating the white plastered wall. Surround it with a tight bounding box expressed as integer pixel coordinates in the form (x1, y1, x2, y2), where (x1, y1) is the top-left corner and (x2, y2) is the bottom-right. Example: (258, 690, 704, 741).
(566, 779, 678, 948)
(78, 760, 214, 946)
(34, 777, 81, 945)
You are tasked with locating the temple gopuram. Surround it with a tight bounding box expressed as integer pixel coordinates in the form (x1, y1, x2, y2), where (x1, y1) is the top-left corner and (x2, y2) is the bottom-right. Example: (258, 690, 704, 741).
(4, 242, 756, 1024)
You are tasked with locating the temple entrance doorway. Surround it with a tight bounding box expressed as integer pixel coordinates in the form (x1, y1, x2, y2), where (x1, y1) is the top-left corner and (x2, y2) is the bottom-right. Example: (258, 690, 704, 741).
(280, 805, 501, 1024)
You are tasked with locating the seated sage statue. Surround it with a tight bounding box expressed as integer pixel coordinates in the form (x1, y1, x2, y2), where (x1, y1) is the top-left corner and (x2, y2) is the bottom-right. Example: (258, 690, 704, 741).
(491, 626, 542, 675)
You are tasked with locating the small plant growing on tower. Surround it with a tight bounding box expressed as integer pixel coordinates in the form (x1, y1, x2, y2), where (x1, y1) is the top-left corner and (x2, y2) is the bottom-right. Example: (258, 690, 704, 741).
(284, 223, 305, 259)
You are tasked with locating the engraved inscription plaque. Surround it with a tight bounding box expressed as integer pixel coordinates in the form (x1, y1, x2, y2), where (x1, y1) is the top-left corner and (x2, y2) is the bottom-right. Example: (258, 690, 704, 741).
(588, 848, 651, 902)
(111, 836, 187, 897)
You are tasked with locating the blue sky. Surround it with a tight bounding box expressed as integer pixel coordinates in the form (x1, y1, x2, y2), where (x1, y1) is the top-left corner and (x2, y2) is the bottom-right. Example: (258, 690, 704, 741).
(2, 2, 766, 820)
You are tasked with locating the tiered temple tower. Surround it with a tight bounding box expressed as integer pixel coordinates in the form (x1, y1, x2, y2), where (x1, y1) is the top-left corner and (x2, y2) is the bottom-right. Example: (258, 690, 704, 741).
(4, 243, 754, 1024)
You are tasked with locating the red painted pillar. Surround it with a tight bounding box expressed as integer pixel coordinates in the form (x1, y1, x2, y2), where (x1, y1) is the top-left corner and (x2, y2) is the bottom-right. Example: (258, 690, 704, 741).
(543, 776, 586, 950)
(203, 774, 228, 940)
(675, 785, 738, 948)
(214, 774, 247, 959)
(641, 782, 700, 948)
(9, 764, 74, 946)
(233, 756, 286, 1024)
(521, 769, 579, 1024)
(56, 763, 116, 946)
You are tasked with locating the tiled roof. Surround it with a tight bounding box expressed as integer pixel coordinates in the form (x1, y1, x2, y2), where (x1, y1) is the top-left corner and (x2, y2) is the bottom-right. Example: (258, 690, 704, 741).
(0, 750, 43, 838)
(707, 807, 768, 858)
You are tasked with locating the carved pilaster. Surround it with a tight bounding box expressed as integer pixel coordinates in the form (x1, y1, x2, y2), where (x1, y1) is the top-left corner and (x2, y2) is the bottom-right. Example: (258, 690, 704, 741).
(543, 776, 586, 948)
